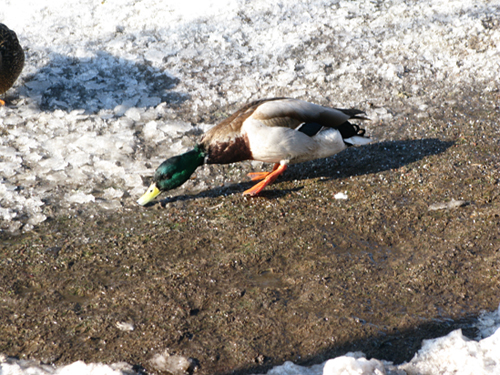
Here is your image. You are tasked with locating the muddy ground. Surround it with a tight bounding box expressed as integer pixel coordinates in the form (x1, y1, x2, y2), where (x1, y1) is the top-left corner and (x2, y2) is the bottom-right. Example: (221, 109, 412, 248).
(1, 87, 500, 374)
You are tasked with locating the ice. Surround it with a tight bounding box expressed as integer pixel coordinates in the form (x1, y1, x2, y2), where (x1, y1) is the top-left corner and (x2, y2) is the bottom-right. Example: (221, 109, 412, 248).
(159, 121, 192, 137)
(122, 174, 144, 189)
(38, 157, 68, 172)
(476, 304, 500, 340)
(142, 121, 159, 140)
(124, 107, 142, 122)
(323, 353, 387, 375)
(266, 361, 324, 375)
(0, 207, 17, 222)
(115, 322, 134, 332)
(149, 350, 193, 375)
(2, 115, 24, 126)
(0, 356, 138, 375)
(66, 191, 95, 204)
(113, 105, 129, 117)
(334, 192, 348, 200)
(401, 328, 500, 375)
(93, 159, 126, 178)
(66, 151, 91, 168)
(428, 199, 467, 211)
(27, 213, 47, 226)
(103, 187, 124, 200)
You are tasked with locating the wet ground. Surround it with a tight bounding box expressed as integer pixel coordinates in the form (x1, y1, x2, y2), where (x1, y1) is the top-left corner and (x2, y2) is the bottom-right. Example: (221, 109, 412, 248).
(1, 88, 500, 374)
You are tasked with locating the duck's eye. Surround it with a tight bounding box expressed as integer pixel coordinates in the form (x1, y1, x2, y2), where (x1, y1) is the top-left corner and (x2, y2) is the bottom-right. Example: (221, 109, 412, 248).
(164, 173, 172, 180)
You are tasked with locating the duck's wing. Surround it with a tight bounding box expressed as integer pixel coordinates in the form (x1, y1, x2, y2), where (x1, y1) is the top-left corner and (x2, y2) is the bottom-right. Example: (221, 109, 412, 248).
(200, 98, 287, 144)
(202, 97, 366, 142)
(250, 98, 367, 130)
(199, 98, 368, 164)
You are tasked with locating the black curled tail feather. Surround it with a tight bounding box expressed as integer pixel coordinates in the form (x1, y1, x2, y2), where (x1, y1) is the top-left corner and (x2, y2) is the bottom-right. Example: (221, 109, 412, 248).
(336, 121, 366, 140)
(337, 108, 369, 121)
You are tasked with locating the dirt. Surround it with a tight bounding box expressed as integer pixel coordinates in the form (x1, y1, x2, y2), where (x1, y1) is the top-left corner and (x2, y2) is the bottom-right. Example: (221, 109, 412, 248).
(1, 88, 500, 374)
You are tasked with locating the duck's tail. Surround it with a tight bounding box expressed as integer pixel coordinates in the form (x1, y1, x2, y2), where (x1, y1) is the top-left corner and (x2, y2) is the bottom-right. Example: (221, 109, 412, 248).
(344, 135, 372, 146)
(337, 121, 372, 146)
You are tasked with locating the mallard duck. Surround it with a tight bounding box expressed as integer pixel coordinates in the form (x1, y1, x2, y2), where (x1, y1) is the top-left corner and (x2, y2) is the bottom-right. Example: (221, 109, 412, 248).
(137, 98, 371, 205)
(0, 23, 25, 105)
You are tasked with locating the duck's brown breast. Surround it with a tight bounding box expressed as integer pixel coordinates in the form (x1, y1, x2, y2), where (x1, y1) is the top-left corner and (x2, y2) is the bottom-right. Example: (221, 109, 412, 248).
(203, 135, 253, 164)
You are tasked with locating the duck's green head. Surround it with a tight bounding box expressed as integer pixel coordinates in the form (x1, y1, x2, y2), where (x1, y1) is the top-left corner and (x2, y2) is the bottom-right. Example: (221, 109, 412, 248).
(137, 147, 205, 206)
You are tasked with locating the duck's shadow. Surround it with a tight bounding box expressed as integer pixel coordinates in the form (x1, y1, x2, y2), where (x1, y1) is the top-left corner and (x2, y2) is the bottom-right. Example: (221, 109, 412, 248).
(149, 138, 453, 206)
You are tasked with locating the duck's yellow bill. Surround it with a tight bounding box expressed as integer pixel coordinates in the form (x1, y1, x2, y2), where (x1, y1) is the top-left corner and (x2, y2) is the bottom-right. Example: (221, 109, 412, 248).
(137, 183, 161, 206)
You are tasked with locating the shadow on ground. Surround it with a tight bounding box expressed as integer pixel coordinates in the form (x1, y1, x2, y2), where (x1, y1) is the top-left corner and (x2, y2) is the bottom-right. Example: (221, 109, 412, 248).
(21, 52, 189, 113)
(153, 138, 454, 206)
(223, 316, 478, 375)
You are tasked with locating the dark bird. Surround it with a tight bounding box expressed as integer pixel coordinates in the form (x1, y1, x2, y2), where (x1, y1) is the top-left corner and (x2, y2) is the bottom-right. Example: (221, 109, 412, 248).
(0, 23, 25, 105)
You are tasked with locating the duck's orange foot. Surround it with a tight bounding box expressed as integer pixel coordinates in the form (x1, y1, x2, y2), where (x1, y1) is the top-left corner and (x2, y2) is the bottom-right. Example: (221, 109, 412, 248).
(247, 171, 271, 181)
(247, 163, 280, 181)
(0, 99, 5, 106)
(243, 164, 287, 196)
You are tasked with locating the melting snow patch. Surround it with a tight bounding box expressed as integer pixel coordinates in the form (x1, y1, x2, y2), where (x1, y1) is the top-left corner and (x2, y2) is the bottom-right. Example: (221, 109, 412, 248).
(323, 352, 387, 375)
(115, 322, 135, 332)
(401, 328, 500, 375)
(265, 360, 324, 375)
(149, 350, 193, 375)
(428, 199, 466, 211)
(334, 192, 348, 200)
(66, 191, 95, 204)
(475, 304, 500, 340)
(0, 356, 139, 375)
(103, 187, 124, 200)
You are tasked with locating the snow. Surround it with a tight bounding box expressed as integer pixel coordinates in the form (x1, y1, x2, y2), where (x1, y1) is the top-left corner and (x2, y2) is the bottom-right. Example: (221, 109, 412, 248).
(1, 0, 500, 371)
(400, 328, 500, 375)
(323, 354, 387, 375)
(149, 351, 193, 375)
(334, 192, 348, 200)
(0, 357, 138, 375)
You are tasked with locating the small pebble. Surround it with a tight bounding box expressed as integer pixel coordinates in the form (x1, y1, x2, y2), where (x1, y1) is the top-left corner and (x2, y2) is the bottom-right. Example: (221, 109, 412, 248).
(428, 199, 466, 211)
